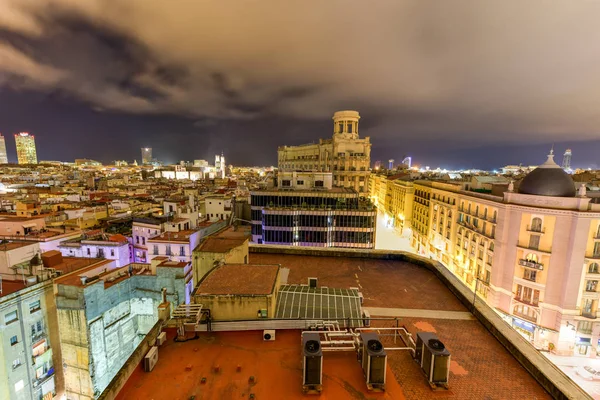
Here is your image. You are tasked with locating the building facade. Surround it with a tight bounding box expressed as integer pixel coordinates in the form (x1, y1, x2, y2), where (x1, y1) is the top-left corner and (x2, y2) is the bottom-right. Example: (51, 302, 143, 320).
(141, 148, 152, 165)
(250, 180, 376, 248)
(373, 151, 600, 358)
(278, 111, 371, 193)
(0, 134, 8, 164)
(411, 181, 432, 255)
(55, 259, 190, 399)
(1, 282, 57, 400)
(15, 133, 37, 165)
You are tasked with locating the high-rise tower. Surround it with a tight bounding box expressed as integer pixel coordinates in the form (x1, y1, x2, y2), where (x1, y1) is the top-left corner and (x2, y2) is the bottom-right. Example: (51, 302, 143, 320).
(15, 132, 37, 164)
(0, 135, 8, 164)
(141, 147, 152, 164)
(562, 148, 572, 171)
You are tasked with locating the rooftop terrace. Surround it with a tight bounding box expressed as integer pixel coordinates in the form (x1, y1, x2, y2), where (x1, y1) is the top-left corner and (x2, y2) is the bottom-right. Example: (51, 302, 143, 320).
(117, 253, 552, 400)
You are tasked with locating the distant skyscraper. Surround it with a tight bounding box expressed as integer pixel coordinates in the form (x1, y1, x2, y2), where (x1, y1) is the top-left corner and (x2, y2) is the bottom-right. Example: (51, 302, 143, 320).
(0, 134, 7, 164)
(14, 132, 37, 164)
(388, 159, 395, 170)
(215, 153, 226, 179)
(141, 147, 152, 164)
(374, 160, 382, 170)
(562, 148, 572, 171)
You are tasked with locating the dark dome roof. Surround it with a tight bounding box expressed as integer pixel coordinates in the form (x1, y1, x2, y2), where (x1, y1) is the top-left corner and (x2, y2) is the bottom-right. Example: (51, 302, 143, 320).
(518, 152, 576, 197)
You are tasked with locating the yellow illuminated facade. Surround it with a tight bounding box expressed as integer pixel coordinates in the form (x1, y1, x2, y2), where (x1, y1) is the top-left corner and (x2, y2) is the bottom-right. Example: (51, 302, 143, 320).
(369, 152, 600, 356)
(411, 181, 432, 254)
(15, 132, 37, 164)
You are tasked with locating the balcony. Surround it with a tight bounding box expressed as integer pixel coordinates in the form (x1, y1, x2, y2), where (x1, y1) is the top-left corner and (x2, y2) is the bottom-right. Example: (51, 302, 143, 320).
(582, 312, 597, 319)
(518, 259, 544, 271)
(32, 367, 54, 388)
(513, 296, 539, 307)
(526, 226, 546, 234)
(513, 310, 537, 323)
(517, 243, 552, 254)
(586, 253, 600, 260)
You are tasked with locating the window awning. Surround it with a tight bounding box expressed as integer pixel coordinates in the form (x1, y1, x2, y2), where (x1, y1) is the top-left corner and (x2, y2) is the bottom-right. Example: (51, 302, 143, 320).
(22, 223, 37, 228)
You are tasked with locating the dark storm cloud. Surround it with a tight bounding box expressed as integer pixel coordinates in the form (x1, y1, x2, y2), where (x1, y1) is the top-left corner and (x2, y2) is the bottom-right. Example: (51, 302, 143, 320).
(0, 0, 599, 166)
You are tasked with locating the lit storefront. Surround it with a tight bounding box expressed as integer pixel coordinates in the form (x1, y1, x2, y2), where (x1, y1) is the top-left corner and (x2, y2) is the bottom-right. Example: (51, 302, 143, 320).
(512, 317, 536, 341)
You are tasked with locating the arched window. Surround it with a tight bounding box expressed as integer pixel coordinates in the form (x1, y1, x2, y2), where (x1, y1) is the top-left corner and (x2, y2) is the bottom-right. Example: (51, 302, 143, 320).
(531, 217, 542, 232)
(493, 210, 497, 221)
(526, 253, 538, 263)
(597, 225, 600, 238)
(475, 206, 479, 216)
(590, 263, 599, 274)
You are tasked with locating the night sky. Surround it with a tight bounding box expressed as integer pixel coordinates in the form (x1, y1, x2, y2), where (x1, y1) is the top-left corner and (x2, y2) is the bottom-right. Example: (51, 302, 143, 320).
(0, 1, 599, 169)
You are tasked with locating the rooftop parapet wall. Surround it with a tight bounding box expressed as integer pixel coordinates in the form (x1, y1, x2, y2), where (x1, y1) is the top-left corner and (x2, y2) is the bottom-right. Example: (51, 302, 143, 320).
(249, 244, 592, 400)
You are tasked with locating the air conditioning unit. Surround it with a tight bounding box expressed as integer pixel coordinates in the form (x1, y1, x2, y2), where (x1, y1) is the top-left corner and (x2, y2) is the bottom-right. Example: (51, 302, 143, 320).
(414, 332, 450, 387)
(156, 332, 167, 346)
(358, 292, 364, 304)
(359, 332, 386, 391)
(302, 333, 323, 394)
(144, 346, 159, 372)
(263, 330, 276, 341)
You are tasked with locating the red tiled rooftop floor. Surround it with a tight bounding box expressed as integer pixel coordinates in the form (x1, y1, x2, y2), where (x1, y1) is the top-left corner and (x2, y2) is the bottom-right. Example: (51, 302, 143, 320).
(370, 318, 551, 400)
(117, 329, 405, 400)
(249, 254, 466, 311)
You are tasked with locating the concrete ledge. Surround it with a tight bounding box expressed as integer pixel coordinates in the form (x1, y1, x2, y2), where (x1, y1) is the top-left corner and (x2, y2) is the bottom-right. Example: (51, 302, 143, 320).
(250, 244, 592, 400)
(98, 321, 163, 400)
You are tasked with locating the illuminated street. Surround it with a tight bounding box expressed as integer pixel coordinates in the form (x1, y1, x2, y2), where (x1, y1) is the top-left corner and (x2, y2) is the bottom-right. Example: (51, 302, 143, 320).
(543, 353, 600, 399)
(375, 211, 414, 252)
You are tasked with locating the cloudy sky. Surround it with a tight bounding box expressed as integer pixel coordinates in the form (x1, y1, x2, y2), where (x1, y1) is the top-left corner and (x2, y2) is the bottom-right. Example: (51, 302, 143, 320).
(0, 0, 599, 168)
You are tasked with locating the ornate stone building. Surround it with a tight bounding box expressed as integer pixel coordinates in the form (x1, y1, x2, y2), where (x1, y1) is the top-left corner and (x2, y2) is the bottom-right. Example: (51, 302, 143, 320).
(277, 111, 371, 193)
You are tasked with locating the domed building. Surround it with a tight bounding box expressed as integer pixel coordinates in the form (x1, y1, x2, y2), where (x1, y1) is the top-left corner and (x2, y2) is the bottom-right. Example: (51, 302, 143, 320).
(518, 150, 576, 197)
(412, 148, 600, 359)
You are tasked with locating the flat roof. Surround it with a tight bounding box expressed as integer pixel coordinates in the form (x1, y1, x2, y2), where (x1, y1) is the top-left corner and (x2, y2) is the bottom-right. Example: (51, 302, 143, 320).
(196, 264, 279, 296)
(0, 280, 27, 297)
(196, 237, 247, 253)
(116, 329, 406, 400)
(147, 230, 196, 243)
(246, 253, 551, 399)
(158, 260, 188, 268)
(53, 259, 115, 287)
(0, 216, 45, 222)
(0, 241, 35, 251)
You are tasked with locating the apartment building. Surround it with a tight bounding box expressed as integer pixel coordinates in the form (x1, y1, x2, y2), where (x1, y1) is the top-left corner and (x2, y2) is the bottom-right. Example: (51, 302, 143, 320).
(54, 258, 191, 399)
(131, 216, 167, 263)
(411, 181, 433, 255)
(373, 151, 600, 357)
(0, 249, 107, 400)
(147, 220, 227, 264)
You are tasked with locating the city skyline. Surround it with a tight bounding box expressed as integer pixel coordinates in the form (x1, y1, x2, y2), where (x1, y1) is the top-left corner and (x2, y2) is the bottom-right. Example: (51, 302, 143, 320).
(0, 2, 600, 168)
